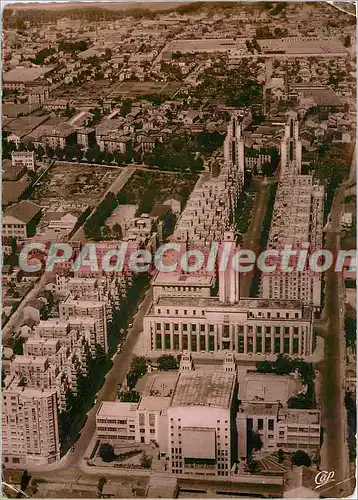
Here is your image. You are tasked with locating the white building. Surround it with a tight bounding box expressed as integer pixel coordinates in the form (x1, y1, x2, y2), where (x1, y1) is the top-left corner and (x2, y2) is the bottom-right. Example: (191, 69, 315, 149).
(11, 151, 35, 171)
(2, 377, 60, 467)
(172, 114, 244, 248)
(59, 295, 108, 352)
(261, 117, 324, 309)
(167, 368, 236, 477)
(237, 373, 320, 459)
(96, 354, 237, 477)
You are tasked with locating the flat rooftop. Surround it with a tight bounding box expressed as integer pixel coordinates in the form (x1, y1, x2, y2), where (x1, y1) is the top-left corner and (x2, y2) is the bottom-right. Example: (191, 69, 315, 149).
(154, 272, 213, 286)
(286, 409, 320, 425)
(258, 37, 346, 55)
(241, 373, 301, 403)
(138, 396, 171, 412)
(171, 370, 235, 409)
(154, 296, 304, 311)
(4, 66, 55, 83)
(140, 371, 178, 397)
(165, 38, 236, 53)
(97, 401, 137, 418)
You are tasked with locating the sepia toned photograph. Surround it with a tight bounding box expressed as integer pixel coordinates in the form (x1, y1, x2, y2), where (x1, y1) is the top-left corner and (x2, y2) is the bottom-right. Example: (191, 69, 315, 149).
(1, 1, 356, 498)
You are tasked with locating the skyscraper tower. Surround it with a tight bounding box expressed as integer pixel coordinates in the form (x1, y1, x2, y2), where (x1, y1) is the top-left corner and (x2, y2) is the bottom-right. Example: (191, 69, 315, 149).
(280, 113, 302, 176)
(219, 231, 240, 304)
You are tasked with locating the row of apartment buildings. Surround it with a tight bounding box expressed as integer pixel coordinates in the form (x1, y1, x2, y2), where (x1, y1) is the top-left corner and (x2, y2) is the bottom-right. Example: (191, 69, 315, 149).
(141, 113, 322, 358)
(2, 271, 133, 467)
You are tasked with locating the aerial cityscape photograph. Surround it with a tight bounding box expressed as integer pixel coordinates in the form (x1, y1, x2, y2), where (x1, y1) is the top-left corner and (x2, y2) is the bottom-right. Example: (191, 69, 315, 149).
(1, 1, 357, 498)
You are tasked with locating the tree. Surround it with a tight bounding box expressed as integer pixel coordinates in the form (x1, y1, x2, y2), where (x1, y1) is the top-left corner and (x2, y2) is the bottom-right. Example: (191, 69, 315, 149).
(46, 146, 54, 158)
(9, 337, 25, 355)
(141, 454, 152, 469)
(120, 99, 132, 117)
(118, 390, 140, 402)
(247, 429, 263, 455)
(112, 223, 122, 239)
(104, 151, 114, 164)
(114, 151, 125, 165)
(292, 450, 311, 467)
(277, 449, 285, 463)
(345, 317, 356, 348)
(36, 145, 45, 160)
(64, 145, 75, 161)
(275, 354, 294, 375)
(261, 162, 275, 177)
(344, 35, 351, 48)
(98, 477, 106, 493)
(256, 360, 274, 373)
(99, 443, 117, 463)
(246, 456, 260, 474)
(131, 356, 147, 377)
(55, 146, 64, 160)
(126, 356, 147, 389)
(157, 354, 178, 371)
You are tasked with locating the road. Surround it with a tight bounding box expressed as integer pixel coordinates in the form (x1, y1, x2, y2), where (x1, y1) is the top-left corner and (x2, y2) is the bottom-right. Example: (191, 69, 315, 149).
(317, 185, 351, 498)
(178, 476, 282, 498)
(240, 179, 271, 297)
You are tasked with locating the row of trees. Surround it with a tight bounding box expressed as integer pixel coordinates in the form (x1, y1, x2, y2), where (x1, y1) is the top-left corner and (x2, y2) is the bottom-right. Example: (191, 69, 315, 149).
(311, 144, 351, 224)
(345, 317, 356, 349)
(126, 356, 147, 390)
(143, 133, 205, 173)
(59, 343, 111, 452)
(84, 192, 118, 241)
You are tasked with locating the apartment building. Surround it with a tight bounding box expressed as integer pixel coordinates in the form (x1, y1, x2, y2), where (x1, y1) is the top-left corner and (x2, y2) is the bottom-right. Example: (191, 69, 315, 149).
(261, 176, 324, 308)
(10, 355, 59, 390)
(2, 200, 42, 239)
(59, 295, 108, 352)
(172, 114, 244, 248)
(11, 150, 35, 171)
(245, 153, 272, 171)
(236, 373, 320, 458)
(42, 123, 76, 149)
(261, 117, 324, 309)
(2, 378, 60, 466)
(34, 315, 98, 352)
(280, 115, 302, 176)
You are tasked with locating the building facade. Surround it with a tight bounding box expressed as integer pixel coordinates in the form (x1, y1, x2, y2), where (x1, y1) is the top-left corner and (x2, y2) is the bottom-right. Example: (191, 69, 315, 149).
(11, 151, 36, 171)
(2, 380, 60, 466)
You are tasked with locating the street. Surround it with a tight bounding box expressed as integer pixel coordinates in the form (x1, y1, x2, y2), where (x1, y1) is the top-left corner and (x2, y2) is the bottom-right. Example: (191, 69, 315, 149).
(240, 179, 271, 297)
(318, 185, 351, 498)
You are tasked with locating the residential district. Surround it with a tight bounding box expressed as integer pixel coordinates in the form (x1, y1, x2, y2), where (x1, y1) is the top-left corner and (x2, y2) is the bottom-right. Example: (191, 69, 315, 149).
(1, 2, 356, 499)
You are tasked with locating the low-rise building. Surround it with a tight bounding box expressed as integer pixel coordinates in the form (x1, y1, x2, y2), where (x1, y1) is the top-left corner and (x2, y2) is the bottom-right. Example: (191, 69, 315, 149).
(237, 373, 320, 459)
(2, 201, 42, 239)
(11, 151, 35, 171)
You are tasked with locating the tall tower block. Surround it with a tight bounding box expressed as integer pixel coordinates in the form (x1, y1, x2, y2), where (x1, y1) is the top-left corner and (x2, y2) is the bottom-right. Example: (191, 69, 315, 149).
(280, 115, 302, 176)
(219, 231, 240, 304)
